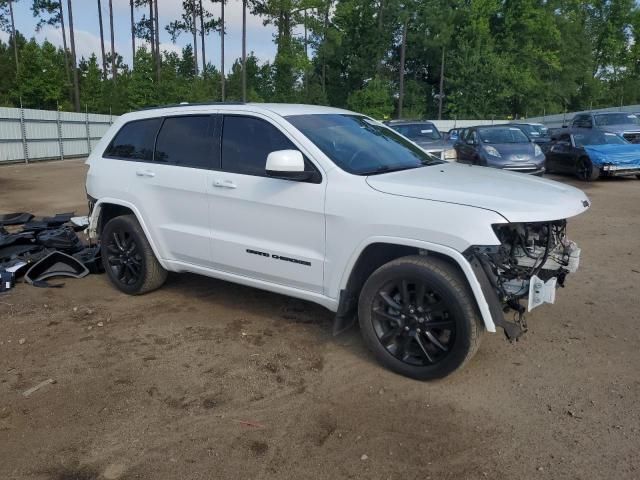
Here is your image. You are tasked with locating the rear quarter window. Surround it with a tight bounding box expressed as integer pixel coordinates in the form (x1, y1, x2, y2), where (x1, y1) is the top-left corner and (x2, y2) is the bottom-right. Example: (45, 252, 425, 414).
(104, 118, 162, 161)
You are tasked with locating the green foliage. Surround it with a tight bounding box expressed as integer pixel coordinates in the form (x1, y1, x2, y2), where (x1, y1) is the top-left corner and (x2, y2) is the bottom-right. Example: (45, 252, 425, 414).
(79, 54, 103, 112)
(12, 39, 67, 109)
(225, 54, 265, 101)
(4, 0, 640, 118)
(347, 77, 393, 119)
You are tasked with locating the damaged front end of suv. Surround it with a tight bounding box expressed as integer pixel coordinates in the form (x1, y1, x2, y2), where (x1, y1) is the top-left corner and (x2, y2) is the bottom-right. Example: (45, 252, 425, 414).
(466, 221, 581, 340)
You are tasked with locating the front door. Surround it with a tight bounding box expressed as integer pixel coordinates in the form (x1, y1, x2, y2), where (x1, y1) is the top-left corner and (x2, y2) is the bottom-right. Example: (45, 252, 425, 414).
(206, 113, 326, 293)
(456, 130, 477, 164)
(546, 133, 574, 173)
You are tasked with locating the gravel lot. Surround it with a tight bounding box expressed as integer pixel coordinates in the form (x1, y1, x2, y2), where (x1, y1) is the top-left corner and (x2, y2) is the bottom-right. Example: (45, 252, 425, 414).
(0, 159, 638, 480)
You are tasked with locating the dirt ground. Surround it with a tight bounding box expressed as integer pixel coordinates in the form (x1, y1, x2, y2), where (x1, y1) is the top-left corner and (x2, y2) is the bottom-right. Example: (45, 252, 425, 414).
(0, 158, 638, 480)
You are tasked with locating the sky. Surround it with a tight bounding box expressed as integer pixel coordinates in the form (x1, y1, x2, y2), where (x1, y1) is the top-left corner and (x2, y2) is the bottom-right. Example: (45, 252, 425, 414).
(0, 0, 279, 72)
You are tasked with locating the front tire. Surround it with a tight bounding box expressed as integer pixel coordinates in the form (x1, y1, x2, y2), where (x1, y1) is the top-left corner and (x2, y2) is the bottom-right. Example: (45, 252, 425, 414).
(358, 256, 483, 380)
(576, 157, 600, 181)
(101, 214, 167, 295)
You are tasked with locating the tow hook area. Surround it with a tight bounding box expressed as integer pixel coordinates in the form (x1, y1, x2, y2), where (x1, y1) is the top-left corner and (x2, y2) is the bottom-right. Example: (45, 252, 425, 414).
(500, 299, 527, 341)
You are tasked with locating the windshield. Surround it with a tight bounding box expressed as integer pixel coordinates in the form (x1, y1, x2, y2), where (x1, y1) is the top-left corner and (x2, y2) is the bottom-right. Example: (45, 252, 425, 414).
(594, 113, 640, 126)
(574, 131, 628, 147)
(389, 123, 442, 141)
(478, 127, 530, 144)
(286, 114, 442, 175)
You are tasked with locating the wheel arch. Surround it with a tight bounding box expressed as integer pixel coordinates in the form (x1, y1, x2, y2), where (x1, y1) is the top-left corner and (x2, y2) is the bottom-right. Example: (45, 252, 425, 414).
(335, 238, 497, 334)
(89, 198, 168, 270)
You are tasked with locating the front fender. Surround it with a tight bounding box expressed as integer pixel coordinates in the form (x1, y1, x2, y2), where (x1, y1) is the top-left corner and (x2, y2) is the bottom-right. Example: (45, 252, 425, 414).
(339, 236, 499, 333)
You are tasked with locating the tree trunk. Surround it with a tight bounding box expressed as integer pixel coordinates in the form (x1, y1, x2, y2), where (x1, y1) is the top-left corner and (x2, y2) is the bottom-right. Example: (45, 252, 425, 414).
(303, 9, 308, 95)
(58, 2, 72, 102)
(8, 0, 18, 77)
(322, 2, 329, 94)
(97, 0, 107, 80)
(192, 6, 198, 75)
(438, 46, 445, 120)
(109, 0, 116, 80)
(154, 0, 160, 81)
(220, 0, 225, 100)
(376, 0, 384, 74)
(130, 0, 135, 65)
(398, 19, 407, 119)
(242, 0, 246, 101)
(148, 0, 155, 75)
(200, 0, 206, 73)
(66, 0, 81, 111)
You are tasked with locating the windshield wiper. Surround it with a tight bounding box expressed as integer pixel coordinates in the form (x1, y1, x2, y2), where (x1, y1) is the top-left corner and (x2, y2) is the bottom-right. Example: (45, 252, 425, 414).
(357, 165, 419, 176)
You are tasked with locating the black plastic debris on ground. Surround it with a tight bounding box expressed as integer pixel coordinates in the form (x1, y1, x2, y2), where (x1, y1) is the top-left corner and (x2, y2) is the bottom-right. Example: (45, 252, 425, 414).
(25, 251, 89, 288)
(0, 211, 102, 292)
(0, 212, 34, 226)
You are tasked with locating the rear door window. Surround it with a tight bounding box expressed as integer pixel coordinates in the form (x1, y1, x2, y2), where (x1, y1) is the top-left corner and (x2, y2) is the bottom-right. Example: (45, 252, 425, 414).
(155, 116, 215, 169)
(104, 118, 161, 161)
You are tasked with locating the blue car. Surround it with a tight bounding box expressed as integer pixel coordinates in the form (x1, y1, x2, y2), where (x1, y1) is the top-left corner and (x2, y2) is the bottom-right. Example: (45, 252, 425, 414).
(544, 128, 640, 181)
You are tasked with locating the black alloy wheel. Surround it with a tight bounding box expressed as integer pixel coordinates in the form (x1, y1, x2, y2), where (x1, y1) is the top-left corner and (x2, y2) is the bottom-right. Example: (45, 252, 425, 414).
(101, 214, 167, 295)
(358, 256, 483, 380)
(105, 229, 143, 286)
(371, 278, 455, 366)
(576, 157, 599, 181)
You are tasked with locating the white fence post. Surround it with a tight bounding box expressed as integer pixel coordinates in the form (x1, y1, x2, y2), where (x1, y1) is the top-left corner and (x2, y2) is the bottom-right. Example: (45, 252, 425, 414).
(85, 105, 92, 154)
(19, 100, 29, 164)
(56, 104, 64, 161)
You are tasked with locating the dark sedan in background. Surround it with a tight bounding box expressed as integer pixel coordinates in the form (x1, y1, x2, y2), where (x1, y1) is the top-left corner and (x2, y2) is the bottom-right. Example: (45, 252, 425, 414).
(545, 128, 640, 180)
(454, 125, 546, 175)
(385, 120, 457, 161)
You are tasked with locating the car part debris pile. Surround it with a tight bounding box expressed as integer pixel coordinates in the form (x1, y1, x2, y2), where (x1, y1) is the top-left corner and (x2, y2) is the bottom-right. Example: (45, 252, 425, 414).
(0, 212, 102, 292)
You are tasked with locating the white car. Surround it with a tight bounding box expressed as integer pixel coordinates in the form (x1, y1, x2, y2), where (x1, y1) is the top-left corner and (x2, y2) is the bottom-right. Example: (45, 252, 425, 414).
(86, 103, 589, 380)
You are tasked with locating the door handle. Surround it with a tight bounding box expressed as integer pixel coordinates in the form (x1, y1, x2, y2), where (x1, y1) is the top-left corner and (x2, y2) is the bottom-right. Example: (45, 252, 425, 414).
(136, 169, 155, 178)
(213, 179, 237, 189)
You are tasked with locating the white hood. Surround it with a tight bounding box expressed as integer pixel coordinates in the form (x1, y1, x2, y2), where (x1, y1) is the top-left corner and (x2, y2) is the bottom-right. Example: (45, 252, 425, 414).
(366, 163, 590, 223)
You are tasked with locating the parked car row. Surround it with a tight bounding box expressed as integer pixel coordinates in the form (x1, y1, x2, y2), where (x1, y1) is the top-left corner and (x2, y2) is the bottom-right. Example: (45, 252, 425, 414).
(386, 115, 640, 181)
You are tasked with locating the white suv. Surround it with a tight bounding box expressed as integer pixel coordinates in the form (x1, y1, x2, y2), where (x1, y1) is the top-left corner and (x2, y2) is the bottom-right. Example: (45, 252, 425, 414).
(86, 103, 589, 380)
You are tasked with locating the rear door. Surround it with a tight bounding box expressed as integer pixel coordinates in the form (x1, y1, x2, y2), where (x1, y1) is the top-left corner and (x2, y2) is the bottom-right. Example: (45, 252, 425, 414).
(206, 113, 326, 293)
(123, 115, 215, 266)
(96, 117, 162, 211)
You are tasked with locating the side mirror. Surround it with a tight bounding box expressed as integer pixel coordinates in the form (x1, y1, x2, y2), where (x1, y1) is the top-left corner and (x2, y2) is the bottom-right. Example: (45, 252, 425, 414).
(466, 138, 475, 145)
(266, 149, 312, 181)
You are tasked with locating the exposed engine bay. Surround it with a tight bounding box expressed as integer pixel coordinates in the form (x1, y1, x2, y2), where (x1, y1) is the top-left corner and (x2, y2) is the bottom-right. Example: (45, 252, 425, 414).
(470, 220, 581, 340)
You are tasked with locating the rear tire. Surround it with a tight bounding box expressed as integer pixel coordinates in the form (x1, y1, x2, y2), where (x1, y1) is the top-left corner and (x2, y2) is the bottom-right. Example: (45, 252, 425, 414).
(101, 215, 167, 295)
(358, 255, 483, 380)
(576, 157, 600, 181)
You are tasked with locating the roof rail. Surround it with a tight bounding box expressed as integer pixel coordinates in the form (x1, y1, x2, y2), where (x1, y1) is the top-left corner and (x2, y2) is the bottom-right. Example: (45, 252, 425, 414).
(140, 101, 246, 111)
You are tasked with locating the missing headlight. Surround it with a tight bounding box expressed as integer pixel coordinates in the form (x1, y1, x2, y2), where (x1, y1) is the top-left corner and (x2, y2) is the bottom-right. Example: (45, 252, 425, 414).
(468, 220, 580, 340)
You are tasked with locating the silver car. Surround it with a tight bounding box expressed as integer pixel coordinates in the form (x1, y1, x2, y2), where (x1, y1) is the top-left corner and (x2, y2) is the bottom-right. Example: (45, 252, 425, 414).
(454, 125, 546, 175)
